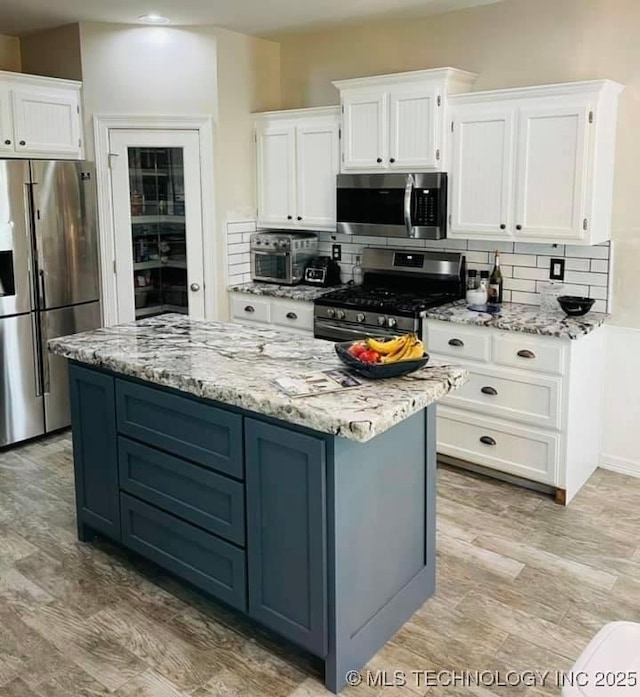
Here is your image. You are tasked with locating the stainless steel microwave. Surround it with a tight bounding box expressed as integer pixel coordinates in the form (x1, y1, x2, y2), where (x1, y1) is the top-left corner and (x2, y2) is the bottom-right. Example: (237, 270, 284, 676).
(250, 231, 318, 285)
(336, 172, 448, 239)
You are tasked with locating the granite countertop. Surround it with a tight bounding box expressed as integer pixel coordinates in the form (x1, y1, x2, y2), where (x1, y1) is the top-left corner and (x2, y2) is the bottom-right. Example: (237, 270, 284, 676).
(49, 315, 467, 443)
(228, 281, 348, 302)
(423, 300, 608, 340)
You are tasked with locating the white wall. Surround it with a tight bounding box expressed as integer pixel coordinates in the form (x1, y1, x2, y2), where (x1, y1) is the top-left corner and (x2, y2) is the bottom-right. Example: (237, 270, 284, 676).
(601, 326, 640, 476)
(0, 34, 21, 72)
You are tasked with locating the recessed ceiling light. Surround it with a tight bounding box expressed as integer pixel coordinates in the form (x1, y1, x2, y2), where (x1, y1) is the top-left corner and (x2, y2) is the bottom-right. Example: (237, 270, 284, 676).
(138, 14, 170, 24)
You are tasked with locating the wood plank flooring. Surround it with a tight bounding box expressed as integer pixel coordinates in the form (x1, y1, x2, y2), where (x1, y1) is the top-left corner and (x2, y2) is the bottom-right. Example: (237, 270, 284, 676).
(0, 432, 639, 696)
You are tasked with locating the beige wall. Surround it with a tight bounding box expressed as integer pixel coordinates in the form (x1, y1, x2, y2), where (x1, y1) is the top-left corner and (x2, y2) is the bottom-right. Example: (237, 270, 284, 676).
(0, 34, 21, 72)
(272, 0, 640, 329)
(76, 22, 280, 319)
(20, 24, 82, 80)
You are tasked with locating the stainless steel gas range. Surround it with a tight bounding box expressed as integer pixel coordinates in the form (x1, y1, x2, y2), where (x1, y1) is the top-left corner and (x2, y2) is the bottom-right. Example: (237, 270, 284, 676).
(313, 248, 465, 341)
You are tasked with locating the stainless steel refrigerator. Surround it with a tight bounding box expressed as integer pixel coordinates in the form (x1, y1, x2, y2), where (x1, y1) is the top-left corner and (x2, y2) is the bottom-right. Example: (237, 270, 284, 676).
(0, 159, 101, 447)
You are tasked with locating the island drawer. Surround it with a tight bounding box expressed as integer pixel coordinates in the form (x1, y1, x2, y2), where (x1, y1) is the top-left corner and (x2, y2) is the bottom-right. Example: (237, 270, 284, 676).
(121, 493, 247, 611)
(116, 380, 243, 480)
(437, 407, 559, 485)
(425, 322, 491, 363)
(118, 437, 245, 546)
(432, 359, 562, 430)
(492, 333, 566, 375)
(230, 295, 271, 324)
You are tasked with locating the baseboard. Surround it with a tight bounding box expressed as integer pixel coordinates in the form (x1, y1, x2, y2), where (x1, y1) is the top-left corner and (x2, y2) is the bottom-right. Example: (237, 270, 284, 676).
(600, 454, 640, 478)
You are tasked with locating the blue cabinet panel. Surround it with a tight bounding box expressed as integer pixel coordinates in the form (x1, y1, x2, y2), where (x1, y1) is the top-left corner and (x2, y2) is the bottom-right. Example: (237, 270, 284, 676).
(245, 418, 327, 657)
(69, 363, 120, 540)
(115, 380, 243, 479)
(120, 493, 246, 611)
(118, 437, 245, 546)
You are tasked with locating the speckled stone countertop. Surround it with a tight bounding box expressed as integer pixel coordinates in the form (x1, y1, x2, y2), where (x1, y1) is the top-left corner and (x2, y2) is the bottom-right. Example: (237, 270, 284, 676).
(49, 315, 467, 443)
(228, 281, 348, 302)
(424, 300, 607, 340)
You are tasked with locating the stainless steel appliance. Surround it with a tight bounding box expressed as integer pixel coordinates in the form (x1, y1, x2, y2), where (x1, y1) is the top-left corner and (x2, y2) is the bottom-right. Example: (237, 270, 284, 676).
(304, 256, 342, 287)
(336, 172, 448, 239)
(250, 231, 318, 285)
(313, 247, 464, 341)
(1, 160, 101, 447)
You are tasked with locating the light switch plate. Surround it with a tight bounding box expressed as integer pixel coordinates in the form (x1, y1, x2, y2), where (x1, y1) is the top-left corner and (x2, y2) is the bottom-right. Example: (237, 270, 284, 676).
(550, 258, 565, 281)
(332, 244, 342, 261)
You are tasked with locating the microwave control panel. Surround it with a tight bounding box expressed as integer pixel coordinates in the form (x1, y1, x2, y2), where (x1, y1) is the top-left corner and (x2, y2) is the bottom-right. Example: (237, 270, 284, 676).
(414, 189, 439, 226)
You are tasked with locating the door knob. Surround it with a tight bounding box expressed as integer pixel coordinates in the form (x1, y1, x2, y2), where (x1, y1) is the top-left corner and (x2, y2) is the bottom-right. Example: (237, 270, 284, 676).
(190, 283, 200, 292)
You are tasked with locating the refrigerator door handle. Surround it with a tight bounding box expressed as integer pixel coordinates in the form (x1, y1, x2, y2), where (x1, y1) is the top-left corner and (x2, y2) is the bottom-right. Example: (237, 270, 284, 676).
(31, 312, 45, 397)
(40, 311, 50, 395)
(38, 268, 46, 309)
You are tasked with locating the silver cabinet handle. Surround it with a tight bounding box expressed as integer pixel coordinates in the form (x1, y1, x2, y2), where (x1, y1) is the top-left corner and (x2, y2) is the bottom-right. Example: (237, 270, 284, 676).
(244, 305, 255, 313)
(517, 349, 536, 359)
(481, 386, 498, 396)
(190, 283, 200, 292)
(448, 338, 464, 347)
(480, 436, 497, 446)
(286, 312, 297, 320)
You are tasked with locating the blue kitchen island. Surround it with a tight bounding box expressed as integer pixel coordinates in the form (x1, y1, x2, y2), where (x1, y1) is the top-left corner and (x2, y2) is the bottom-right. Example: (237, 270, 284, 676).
(49, 315, 466, 693)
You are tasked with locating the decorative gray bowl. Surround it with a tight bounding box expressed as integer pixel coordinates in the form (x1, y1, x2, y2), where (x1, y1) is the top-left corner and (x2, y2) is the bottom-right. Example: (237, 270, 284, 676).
(335, 341, 429, 379)
(557, 295, 595, 317)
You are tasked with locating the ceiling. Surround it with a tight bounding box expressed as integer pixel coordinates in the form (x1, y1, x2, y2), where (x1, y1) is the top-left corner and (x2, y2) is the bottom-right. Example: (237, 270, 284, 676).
(0, 0, 507, 37)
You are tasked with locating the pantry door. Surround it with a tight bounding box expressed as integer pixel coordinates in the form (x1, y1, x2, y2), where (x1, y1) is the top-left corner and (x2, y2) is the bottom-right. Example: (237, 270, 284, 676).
(109, 130, 205, 323)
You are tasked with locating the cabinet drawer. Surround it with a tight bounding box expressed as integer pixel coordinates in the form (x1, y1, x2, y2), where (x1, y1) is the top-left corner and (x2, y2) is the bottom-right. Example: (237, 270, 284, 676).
(118, 438, 245, 546)
(435, 360, 562, 430)
(426, 322, 491, 362)
(231, 295, 271, 324)
(271, 301, 314, 332)
(121, 494, 246, 611)
(492, 333, 566, 375)
(437, 407, 559, 485)
(116, 380, 243, 480)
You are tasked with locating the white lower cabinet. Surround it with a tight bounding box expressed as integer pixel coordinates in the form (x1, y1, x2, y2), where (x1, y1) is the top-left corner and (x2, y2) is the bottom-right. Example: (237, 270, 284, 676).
(230, 294, 314, 335)
(426, 319, 605, 503)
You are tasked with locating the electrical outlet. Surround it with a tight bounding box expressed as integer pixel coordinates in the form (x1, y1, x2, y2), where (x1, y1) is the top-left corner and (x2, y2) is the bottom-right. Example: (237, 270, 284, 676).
(550, 258, 565, 281)
(332, 244, 342, 262)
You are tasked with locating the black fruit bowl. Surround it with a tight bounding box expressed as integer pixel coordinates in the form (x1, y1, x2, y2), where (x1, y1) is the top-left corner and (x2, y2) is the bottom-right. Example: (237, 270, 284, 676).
(335, 341, 430, 379)
(557, 295, 596, 317)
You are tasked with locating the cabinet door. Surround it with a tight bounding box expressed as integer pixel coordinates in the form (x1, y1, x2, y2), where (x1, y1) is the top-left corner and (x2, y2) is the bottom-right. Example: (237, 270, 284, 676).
(449, 106, 516, 238)
(69, 364, 120, 540)
(514, 103, 591, 242)
(296, 121, 339, 230)
(256, 125, 296, 228)
(341, 90, 387, 171)
(388, 86, 439, 170)
(0, 86, 14, 154)
(245, 419, 327, 657)
(12, 87, 82, 157)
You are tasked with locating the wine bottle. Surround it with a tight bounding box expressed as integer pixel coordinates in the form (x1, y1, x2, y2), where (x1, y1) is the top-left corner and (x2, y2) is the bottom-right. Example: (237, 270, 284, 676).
(488, 250, 503, 305)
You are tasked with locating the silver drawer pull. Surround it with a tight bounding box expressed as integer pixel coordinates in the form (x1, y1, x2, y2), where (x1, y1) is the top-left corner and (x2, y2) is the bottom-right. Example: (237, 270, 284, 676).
(480, 436, 497, 446)
(517, 349, 536, 359)
(481, 386, 498, 396)
(244, 305, 255, 313)
(448, 338, 464, 347)
(286, 312, 298, 320)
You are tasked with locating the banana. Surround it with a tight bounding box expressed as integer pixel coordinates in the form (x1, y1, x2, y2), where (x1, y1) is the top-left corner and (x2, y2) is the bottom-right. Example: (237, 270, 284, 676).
(381, 334, 416, 363)
(405, 342, 426, 360)
(366, 334, 408, 355)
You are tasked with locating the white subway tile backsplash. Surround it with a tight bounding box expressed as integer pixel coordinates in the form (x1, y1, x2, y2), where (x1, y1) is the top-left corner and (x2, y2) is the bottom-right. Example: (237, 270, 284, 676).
(564, 243, 610, 259)
(228, 221, 256, 234)
(590, 259, 609, 273)
(592, 300, 607, 313)
(514, 243, 565, 256)
(589, 285, 608, 300)
(513, 266, 550, 281)
(504, 278, 537, 293)
(464, 251, 490, 264)
(564, 271, 608, 287)
(467, 240, 515, 253)
(500, 254, 537, 268)
(563, 258, 590, 272)
(510, 291, 540, 305)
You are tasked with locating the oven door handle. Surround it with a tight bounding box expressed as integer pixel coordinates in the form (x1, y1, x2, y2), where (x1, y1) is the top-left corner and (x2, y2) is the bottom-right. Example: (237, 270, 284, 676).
(404, 174, 415, 238)
(314, 319, 411, 342)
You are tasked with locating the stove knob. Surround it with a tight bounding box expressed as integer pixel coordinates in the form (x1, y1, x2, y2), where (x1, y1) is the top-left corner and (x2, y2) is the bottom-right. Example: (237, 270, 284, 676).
(387, 317, 397, 329)
(377, 316, 386, 326)
(326, 308, 336, 318)
(336, 310, 346, 320)
(356, 313, 366, 323)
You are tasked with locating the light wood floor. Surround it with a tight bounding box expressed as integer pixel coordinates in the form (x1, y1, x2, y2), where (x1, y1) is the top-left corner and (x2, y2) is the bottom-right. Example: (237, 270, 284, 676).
(0, 433, 638, 696)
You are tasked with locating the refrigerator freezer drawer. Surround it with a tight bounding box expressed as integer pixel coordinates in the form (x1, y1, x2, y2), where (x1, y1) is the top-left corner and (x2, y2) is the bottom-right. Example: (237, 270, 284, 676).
(42, 301, 102, 432)
(0, 313, 44, 446)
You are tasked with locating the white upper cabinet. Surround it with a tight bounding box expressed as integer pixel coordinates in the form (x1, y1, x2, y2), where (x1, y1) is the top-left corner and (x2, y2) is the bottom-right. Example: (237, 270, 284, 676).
(449, 105, 516, 238)
(334, 68, 477, 174)
(12, 87, 81, 157)
(0, 70, 84, 160)
(448, 80, 623, 245)
(255, 107, 340, 232)
(0, 85, 13, 154)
